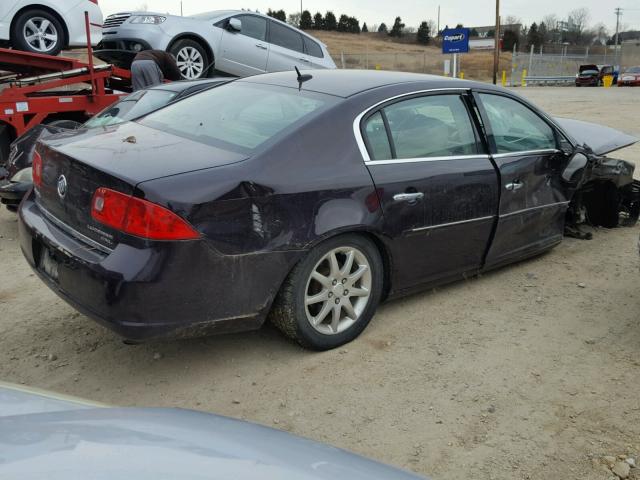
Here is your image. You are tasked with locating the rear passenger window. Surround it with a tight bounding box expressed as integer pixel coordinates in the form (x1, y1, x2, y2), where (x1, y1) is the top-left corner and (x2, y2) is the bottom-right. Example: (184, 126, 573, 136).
(303, 37, 323, 58)
(235, 15, 267, 41)
(383, 94, 478, 159)
(478, 93, 556, 154)
(269, 21, 304, 53)
(363, 111, 392, 160)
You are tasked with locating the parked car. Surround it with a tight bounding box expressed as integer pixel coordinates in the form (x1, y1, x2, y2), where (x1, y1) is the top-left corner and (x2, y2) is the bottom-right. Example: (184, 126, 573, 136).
(0, 0, 103, 55)
(0, 78, 228, 211)
(618, 66, 640, 86)
(575, 64, 616, 86)
(18, 70, 639, 350)
(0, 382, 426, 479)
(99, 10, 336, 79)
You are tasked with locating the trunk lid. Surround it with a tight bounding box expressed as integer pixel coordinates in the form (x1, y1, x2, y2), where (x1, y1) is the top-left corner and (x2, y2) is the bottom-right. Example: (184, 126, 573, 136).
(554, 117, 638, 156)
(35, 122, 248, 248)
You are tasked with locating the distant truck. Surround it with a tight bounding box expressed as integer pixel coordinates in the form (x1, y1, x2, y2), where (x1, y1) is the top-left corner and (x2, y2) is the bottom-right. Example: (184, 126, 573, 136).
(575, 64, 617, 87)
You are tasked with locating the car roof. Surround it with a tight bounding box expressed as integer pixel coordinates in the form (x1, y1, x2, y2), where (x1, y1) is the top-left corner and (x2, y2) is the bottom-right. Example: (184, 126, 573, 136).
(238, 69, 501, 98)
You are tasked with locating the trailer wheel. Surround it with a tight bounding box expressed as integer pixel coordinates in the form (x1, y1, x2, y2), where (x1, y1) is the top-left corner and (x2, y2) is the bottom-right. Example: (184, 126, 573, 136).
(11, 9, 65, 56)
(0, 124, 14, 167)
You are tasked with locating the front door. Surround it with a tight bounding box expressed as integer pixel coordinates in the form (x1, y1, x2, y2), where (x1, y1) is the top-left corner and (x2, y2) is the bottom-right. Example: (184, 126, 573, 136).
(359, 91, 499, 291)
(475, 92, 574, 268)
(218, 14, 269, 76)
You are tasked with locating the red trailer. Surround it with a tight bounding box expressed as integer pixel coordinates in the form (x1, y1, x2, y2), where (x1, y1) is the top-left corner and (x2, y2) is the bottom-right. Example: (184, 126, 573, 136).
(0, 46, 131, 163)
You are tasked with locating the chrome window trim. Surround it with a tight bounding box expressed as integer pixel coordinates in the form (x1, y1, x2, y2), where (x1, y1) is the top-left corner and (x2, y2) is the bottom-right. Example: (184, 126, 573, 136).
(367, 154, 490, 166)
(409, 215, 494, 233)
(38, 205, 114, 255)
(491, 149, 560, 159)
(500, 201, 570, 219)
(353, 87, 472, 163)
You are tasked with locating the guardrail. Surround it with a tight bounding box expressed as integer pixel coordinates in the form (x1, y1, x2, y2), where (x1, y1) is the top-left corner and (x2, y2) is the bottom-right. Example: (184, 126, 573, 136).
(523, 75, 576, 85)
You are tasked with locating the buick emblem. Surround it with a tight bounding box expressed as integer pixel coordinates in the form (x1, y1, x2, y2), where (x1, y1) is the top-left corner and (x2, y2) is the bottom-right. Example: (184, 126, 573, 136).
(57, 175, 68, 199)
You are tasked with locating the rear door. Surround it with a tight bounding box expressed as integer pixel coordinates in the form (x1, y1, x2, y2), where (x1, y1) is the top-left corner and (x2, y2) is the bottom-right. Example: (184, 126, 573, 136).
(359, 91, 499, 290)
(217, 14, 269, 76)
(302, 36, 326, 69)
(475, 91, 573, 268)
(266, 20, 310, 71)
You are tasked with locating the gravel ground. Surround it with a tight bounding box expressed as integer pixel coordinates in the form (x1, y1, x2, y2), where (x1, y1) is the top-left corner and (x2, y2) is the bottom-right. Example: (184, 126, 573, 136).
(1, 86, 639, 480)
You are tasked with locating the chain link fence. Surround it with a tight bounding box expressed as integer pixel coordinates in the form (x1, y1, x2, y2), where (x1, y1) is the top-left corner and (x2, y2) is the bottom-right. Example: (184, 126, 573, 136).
(337, 43, 640, 86)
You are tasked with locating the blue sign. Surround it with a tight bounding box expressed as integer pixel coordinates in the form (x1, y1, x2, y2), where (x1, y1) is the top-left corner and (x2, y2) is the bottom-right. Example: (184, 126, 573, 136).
(442, 28, 470, 54)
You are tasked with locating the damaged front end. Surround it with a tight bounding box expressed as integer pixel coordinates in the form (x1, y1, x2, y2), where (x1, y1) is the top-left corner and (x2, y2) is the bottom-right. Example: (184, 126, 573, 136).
(554, 118, 640, 239)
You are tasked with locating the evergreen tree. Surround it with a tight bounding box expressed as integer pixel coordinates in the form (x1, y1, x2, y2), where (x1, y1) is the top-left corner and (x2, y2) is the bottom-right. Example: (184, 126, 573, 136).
(313, 12, 323, 29)
(348, 16, 360, 33)
(324, 11, 337, 31)
(300, 10, 313, 29)
(337, 14, 350, 32)
(378, 22, 388, 34)
(389, 17, 404, 37)
(362, 22, 368, 33)
(417, 21, 430, 44)
(270, 9, 286, 22)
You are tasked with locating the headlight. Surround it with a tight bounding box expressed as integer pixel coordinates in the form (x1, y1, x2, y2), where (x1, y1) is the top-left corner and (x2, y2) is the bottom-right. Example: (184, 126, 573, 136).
(10, 167, 33, 183)
(130, 15, 166, 24)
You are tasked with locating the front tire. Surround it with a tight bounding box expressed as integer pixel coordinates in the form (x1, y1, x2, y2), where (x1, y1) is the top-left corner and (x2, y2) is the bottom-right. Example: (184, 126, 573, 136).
(11, 9, 65, 55)
(270, 234, 384, 350)
(168, 39, 209, 79)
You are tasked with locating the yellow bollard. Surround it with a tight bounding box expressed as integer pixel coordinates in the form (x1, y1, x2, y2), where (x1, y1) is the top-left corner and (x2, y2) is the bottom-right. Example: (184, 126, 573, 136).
(459, 72, 464, 79)
(375, 64, 381, 70)
(521, 69, 527, 87)
(502, 70, 507, 87)
(603, 75, 613, 88)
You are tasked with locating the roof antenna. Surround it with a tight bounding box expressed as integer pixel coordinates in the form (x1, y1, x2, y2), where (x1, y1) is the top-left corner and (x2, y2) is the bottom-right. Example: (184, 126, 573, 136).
(295, 66, 312, 90)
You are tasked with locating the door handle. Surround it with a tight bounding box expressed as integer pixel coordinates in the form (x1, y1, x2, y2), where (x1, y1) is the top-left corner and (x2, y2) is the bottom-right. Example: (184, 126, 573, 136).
(505, 181, 524, 191)
(297, 57, 310, 62)
(255, 44, 267, 50)
(393, 192, 424, 202)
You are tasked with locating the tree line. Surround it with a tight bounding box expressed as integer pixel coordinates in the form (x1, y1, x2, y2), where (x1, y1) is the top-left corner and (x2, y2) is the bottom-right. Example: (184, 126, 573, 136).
(266, 9, 435, 45)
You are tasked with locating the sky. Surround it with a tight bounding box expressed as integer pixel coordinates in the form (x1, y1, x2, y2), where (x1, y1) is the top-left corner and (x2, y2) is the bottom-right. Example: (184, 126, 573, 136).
(101, 0, 640, 33)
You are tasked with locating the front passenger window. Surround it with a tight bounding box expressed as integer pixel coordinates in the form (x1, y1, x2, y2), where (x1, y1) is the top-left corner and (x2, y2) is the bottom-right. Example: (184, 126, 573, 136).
(235, 15, 267, 41)
(478, 93, 556, 154)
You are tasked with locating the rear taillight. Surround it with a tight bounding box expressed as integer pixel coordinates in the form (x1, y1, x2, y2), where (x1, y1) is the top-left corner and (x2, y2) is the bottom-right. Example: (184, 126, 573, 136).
(32, 151, 43, 188)
(91, 187, 200, 241)
(89, 0, 98, 4)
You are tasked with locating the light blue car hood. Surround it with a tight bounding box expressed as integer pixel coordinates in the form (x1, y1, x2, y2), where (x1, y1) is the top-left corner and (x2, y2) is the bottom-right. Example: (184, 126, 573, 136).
(0, 386, 425, 480)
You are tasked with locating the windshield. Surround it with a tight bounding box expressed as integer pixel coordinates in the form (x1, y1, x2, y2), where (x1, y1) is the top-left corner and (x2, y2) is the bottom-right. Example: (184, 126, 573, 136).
(189, 10, 235, 20)
(580, 70, 599, 75)
(139, 83, 337, 153)
(625, 66, 640, 73)
(83, 90, 177, 128)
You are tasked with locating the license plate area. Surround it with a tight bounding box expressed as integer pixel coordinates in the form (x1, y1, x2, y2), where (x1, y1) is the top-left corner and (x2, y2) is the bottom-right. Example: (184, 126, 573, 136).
(37, 245, 60, 282)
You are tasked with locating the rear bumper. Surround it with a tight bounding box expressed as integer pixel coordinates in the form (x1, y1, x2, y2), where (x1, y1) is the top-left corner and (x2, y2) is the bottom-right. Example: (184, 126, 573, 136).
(18, 194, 298, 341)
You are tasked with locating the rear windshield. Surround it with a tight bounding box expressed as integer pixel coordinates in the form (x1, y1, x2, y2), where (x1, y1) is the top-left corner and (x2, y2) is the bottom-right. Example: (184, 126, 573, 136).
(580, 70, 599, 75)
(84, 89, 176, 128)
(625, 66, 640, 73)
(139, 83, 336, 153)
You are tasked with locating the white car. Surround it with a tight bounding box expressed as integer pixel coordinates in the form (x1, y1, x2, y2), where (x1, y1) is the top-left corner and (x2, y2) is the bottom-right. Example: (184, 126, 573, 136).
(100, 10, 336, 79)
(0, 0, 103, 55)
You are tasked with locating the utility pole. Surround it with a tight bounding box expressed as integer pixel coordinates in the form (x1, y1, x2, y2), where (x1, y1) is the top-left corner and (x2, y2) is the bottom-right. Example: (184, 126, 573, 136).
(614, 7, 622, 62)
(492, 0, 500, 84)
(180, 1, 183, 16)
(437, 5, 440, 34)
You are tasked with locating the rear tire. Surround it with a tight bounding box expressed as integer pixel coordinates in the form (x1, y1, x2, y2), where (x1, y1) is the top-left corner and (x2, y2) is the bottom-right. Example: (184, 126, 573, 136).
(270, 234, 384, 350)
(168, 39, 209, 79)
(11, 9, 65, 56)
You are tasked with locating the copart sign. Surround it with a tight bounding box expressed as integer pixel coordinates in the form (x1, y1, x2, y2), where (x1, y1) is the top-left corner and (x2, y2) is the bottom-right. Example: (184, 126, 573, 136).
(442, 28, 470, 54)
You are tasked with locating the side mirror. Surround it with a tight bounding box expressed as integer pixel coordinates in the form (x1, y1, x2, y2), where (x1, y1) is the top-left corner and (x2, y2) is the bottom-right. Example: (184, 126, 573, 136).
(561, 152, 588, 184)
(228, 18, 241, 32)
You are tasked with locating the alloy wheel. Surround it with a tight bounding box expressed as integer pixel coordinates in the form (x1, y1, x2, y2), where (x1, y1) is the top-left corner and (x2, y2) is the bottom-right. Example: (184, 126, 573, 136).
(23, 17, 59, 53)
(176, 47, 204, 79)
(304, 246, 372, 335)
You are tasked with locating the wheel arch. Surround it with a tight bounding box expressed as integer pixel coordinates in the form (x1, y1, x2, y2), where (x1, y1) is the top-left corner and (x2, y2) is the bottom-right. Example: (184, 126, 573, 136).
(167, 33, 214, 65)
(10, 4, 69, 48)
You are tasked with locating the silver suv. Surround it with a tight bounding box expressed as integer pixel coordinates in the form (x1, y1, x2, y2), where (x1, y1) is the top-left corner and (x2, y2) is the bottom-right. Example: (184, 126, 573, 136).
(101, 10, 336, 79)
